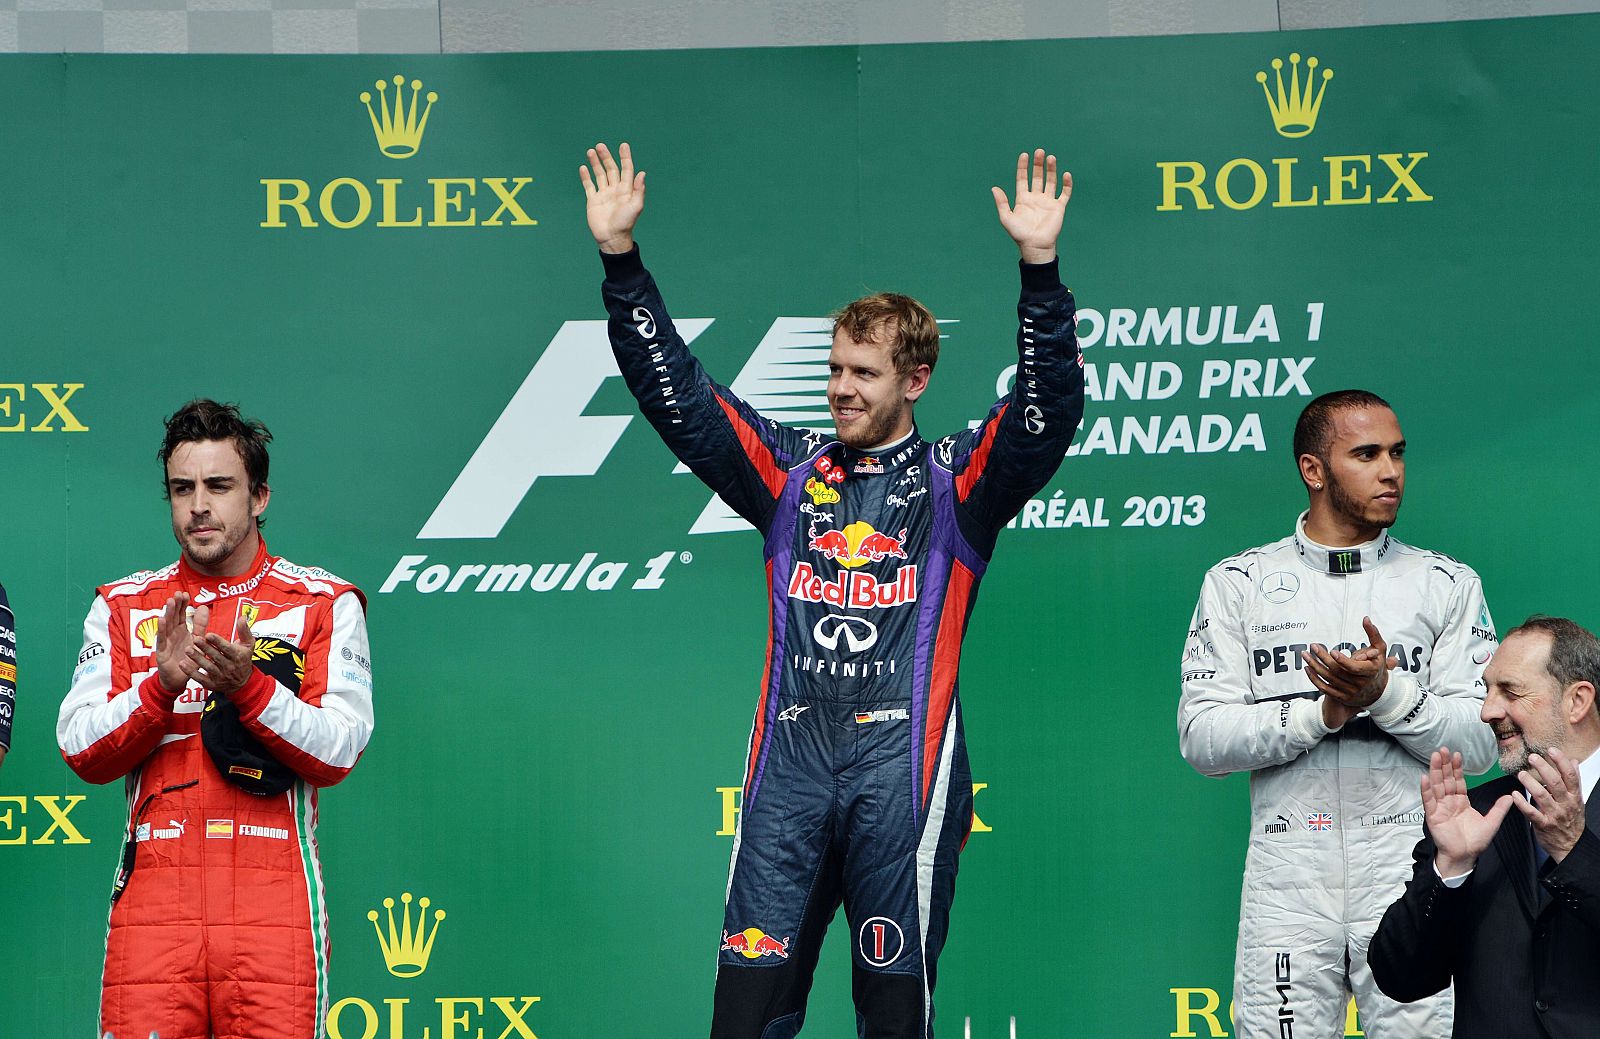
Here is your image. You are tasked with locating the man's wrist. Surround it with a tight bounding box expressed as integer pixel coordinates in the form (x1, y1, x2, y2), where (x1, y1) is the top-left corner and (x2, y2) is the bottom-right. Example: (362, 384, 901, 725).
(598, 233, 635, 255)
(1018, 245, 1056, 264)
(141, 672, 182, 714)
(1287, 695, 1333, 744)
(1435, 852, 1476, 879)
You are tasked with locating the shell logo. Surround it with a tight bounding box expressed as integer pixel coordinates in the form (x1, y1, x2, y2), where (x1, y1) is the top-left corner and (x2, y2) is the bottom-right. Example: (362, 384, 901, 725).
(135, 616, 160, 651)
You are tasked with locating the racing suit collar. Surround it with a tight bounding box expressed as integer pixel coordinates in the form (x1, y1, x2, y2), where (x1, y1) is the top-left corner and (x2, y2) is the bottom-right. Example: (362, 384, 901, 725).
(1293, 512, 1391, 575)
(835, 429, 925, 475)
(177, 539, 274, 604)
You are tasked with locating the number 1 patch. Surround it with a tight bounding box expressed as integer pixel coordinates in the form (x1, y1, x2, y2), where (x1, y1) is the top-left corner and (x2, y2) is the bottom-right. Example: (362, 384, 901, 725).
(858, 916, 905, 968)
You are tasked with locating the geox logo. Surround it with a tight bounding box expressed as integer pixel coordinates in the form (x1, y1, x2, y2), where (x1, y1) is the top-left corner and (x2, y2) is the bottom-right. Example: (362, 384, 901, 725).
(261, 75, 537, 230)
(1157, 53, 1431, 213)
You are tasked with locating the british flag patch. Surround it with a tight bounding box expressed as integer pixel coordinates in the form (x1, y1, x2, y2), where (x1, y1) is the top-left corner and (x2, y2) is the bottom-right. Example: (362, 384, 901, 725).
(1305, 812, 1334, 831)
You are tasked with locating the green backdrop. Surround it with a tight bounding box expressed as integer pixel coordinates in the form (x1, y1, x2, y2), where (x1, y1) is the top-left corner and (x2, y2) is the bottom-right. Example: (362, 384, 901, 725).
(5, 14, 1599, 1037)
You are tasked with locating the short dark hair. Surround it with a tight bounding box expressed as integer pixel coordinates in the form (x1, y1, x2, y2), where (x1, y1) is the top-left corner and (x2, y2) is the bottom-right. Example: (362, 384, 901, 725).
(832, 293, 940, 375)
(159, 399, 273, 529)
(1505, 616, 1600, 708)
(1292, 390, 1392, 465)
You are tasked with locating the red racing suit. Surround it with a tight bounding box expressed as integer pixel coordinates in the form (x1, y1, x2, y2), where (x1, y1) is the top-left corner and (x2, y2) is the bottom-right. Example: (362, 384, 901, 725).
(57, 540, 374, 1039)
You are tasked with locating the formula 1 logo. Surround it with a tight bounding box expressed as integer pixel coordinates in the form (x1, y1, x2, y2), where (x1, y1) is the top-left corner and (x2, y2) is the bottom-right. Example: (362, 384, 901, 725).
(418, 317, 834, 539)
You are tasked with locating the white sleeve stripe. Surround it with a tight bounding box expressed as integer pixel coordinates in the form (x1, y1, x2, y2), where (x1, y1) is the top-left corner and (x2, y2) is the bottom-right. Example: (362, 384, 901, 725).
(257, 681, 370, 769)
(56, 596, 130, 756)
(252, 591, 373, 770)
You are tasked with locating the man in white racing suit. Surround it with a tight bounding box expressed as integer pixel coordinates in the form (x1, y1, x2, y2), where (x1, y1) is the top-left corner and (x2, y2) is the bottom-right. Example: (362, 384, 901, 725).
(1178, 390, 1498, 1038)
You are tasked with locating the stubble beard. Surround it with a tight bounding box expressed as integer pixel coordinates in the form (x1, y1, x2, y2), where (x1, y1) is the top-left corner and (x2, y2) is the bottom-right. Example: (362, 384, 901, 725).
(834, 399, 905, 451)
(1328, 472, 1399, 537)
(180, 523, 249, 571)
(1498, 734, 1549, 776)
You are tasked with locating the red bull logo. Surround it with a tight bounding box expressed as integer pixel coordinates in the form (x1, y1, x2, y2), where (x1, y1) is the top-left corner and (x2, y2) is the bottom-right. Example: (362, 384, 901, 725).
(722, 927, 791, 960)
(806, 520, 908, 570)
(787, 561, 918, 609)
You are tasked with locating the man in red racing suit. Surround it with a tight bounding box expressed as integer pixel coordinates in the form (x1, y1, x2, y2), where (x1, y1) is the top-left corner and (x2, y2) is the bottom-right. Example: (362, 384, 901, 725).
(57, 399, 373, 1039)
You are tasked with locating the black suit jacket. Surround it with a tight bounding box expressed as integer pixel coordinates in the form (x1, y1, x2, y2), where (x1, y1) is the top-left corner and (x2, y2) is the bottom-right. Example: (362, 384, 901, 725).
(1370, 773, 1600, 1038)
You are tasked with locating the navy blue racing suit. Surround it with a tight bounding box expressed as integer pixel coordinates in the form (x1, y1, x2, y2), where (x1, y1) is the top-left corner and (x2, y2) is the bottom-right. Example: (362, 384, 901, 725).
(0, 580, 13, 756)
(601, 247, 1083, 1039)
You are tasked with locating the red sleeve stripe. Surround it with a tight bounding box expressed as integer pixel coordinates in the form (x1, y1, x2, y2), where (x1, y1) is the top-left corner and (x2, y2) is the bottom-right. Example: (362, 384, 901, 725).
(715, 393, 787, 500)
(955, 405, 1008, 503)
(922, 560, 976, 805)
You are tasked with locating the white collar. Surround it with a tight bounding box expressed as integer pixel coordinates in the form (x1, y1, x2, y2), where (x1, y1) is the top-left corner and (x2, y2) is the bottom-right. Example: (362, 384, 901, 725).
(1579, 745, 1600, 801)
(1293, 512, 1393, 575)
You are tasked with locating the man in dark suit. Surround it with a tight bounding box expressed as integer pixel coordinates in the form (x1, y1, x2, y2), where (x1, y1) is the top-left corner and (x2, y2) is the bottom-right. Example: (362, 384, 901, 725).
(1371, 615, 1600, 1038)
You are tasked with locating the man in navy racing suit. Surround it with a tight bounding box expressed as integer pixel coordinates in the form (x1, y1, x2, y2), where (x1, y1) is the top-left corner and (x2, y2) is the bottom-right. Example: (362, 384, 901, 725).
(0, 579, 14, 770)
(582, 143, 1084, 1039)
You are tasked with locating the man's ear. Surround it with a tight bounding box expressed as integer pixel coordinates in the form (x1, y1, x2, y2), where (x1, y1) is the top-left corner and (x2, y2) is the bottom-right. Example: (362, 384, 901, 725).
(1298, 454, 1325, 493)
(1565, 680, 1596, 726)
(903, 364, 932, 403)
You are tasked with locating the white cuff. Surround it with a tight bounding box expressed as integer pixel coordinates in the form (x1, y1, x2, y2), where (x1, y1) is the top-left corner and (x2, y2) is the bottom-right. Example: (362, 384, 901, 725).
(1367, 671, 1422, 728)
(1287, 695, 1333, 746)
(1433, 859, 1473, 888)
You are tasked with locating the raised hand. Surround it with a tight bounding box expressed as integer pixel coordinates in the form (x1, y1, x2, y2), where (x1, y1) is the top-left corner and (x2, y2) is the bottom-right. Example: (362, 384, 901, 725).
(1424, 747, 1513, 878)
(580, 142, 646, 255)
(991, 149, 1072, 264)
(155, 593, 208, 696)
(1515, 748, 1588, 863)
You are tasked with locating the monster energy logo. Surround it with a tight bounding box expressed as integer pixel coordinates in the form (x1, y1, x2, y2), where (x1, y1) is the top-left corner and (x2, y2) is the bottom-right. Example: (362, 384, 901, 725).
(1328, 550, 1361, 575)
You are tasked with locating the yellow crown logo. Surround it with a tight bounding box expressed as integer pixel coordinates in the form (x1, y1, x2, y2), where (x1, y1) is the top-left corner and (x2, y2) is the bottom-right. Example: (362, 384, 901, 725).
(359, 76, 438, 159)
(1255, 53, 1333, 138)
(368, 892, 446, 978)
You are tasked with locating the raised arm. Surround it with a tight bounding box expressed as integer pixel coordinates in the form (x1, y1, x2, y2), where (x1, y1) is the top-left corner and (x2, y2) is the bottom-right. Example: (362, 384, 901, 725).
(947, 150, 1084, 544)
(582, 142, 808, 533)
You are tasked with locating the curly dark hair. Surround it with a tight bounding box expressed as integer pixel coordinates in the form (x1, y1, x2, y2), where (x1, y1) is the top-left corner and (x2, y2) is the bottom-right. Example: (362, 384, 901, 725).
(159, 399, 273, 529)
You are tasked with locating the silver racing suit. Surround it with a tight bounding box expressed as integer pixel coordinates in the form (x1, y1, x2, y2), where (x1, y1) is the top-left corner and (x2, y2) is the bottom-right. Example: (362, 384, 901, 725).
(1178, 514, 1497, 1039)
